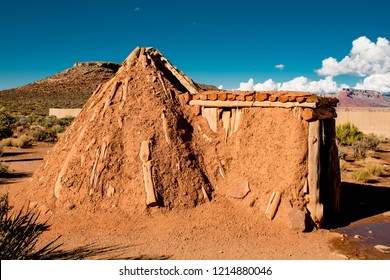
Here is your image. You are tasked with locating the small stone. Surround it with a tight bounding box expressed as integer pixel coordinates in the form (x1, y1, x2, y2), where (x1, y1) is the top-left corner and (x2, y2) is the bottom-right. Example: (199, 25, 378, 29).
(354, 235, 363, 239)
(286, 209, 306, 232)
(226, 179, 250, 199)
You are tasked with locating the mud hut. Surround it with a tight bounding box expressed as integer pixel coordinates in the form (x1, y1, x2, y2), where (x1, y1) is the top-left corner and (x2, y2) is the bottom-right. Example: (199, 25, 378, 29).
(30, 47, 340, 229)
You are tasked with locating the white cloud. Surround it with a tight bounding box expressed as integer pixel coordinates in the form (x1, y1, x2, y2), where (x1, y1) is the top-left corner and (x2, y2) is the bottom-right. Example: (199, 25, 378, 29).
(355, 73, 390, 92)
(238, 76, 343, 94)
(253, 79, 279, 91)
(218, 85, 223, 89)
(316, 36, 390, 77)
(239, 78, 255, 91)
(237, 36, 390, 93)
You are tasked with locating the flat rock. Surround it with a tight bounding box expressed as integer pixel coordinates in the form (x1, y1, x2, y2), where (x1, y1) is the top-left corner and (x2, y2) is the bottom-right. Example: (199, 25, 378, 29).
(286, 209, 306, 232)
(226, 179, 250, 199)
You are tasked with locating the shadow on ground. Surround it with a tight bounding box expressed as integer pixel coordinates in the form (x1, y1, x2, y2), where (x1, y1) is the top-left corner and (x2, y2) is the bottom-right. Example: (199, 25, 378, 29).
(337, 182, 390, 227)
(43, 243, 171, 260)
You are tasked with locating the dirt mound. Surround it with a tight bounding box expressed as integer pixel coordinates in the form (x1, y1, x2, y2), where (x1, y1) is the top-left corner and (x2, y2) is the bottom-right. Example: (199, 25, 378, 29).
(26, 47, 318, 229)
(29, 48, 211, 213)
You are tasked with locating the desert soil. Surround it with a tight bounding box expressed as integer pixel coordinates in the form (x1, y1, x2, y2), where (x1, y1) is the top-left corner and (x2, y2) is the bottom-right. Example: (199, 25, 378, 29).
(1, 142, 389, 260)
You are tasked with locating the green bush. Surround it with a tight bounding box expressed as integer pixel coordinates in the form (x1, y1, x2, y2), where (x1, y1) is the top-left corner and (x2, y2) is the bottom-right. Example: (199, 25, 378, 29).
(336, 122, 363, 146)
(0, 193, 62, 259)
(363, 133, 380, 151)
(352, 141, 369, 158)
(0, 112, 16, 139)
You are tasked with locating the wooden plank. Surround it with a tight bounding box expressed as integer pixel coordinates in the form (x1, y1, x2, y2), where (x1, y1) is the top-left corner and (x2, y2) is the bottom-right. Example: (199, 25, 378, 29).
(139, 141, 158, 207)
(142, 161, 158, 207)
(139, 140, 151, 162)
(307, 121, 324, 227)
(153, 52, 199, 95)
(321, 119, 341, 226)
(222, 110, 231, 142)
(189, 100, 317, 108)
(125, 47, 141, 71)
(265, 191, 282, 220)
(234, 108, 241, 133)
(161, 112, 171, 145)
(202, 107, 218, 132)
(230, 109, 236, 137)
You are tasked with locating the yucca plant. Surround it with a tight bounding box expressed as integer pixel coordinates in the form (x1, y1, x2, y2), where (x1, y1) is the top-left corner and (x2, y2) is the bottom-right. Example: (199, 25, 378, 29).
(0, 193, 62, 259)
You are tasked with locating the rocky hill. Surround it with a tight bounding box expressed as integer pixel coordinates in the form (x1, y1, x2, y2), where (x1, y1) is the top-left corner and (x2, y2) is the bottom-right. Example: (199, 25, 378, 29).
(0, 62, 121, 115)
(336, 88, 390, 107)
(18, 62, 121, 96)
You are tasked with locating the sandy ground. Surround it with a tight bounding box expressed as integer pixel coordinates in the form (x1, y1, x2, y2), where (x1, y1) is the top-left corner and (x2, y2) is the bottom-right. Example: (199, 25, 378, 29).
(1, 142, 389, 260)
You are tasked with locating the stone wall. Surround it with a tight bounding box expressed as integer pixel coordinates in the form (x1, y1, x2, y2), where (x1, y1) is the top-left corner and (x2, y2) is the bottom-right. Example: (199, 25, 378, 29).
(49, 108, 82, 118)
(336, 107, 390, 138)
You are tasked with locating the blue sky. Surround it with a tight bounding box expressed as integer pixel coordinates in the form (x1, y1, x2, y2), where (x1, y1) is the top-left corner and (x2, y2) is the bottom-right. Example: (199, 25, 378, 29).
(1, 0, 390, 92)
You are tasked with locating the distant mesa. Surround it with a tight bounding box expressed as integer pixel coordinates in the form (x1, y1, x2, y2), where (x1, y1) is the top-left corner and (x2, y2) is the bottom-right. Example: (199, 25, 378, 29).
(336, 88, 390, 108)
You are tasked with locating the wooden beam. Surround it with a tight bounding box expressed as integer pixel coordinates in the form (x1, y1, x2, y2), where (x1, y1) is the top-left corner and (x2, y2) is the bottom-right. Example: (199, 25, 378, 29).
(265, 191, 282, 220)
(307, 121, 324, 227)
(139, 140, 158, 207)
(153, 52, 199, 95)
(301, 108, 337, 121)
(189, 100, 317, 108)
(222, 110, 231, 142)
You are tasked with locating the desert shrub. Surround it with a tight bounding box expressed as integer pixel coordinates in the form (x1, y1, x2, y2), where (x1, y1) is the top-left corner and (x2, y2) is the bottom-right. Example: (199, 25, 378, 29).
(336, 122, 363, 146)
(363, 133, 380, 151)
(365, 162, 384, 177)
(57, 116, 74, 127)
(1, 138, 12, 147)
(16, 116, 32, 129)
(351, 169, 371, 183)
(11, 135, 32, 148)
(0, 193, 62, 259)
(51, 124, 65, 135)
(30, 125, 47, 142)
(352, 141, 369, 158)
(0, 112, 16, 139)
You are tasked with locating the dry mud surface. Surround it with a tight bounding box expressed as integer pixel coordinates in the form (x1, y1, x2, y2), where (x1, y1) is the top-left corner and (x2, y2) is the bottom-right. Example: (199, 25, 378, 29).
(1, 143, 389, 260)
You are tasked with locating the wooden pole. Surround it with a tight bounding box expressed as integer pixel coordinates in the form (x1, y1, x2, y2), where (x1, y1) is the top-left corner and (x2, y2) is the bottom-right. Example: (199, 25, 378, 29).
(265, 191, 282, 220)
(189, 100, 317, 108)
(322, 119, 341, 226)
(307, 121, 324, 227)
(139, 141, 158, 207)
